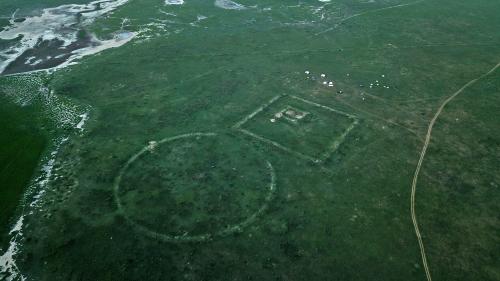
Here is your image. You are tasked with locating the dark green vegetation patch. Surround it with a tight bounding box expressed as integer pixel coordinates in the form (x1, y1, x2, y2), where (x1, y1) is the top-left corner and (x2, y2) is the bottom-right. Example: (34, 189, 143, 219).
(0, 98, 46, 250)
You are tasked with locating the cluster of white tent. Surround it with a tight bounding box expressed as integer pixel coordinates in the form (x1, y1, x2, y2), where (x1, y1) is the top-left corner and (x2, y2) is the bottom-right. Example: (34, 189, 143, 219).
(305, 70, 335, 87)
(304, 70, 391, 101)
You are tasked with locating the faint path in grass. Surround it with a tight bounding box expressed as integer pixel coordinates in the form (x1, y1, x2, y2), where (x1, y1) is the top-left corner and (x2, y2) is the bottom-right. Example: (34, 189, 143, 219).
(315, 0, 426, 36)
(118, 42, 500, 63)
(113, 133, 277, 243)
(334, 96, 422, 140)
(358, 92, 429, 125)
(102, 66, 225, 106)
(410, 60, 500, 281)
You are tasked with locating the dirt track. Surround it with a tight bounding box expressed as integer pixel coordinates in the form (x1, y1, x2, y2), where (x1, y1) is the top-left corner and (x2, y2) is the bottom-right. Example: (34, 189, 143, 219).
(410, 61, 500, 281)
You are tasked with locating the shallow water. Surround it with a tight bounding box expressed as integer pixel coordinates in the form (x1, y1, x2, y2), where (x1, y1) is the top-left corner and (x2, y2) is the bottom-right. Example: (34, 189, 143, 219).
(0, 0, 132, 75)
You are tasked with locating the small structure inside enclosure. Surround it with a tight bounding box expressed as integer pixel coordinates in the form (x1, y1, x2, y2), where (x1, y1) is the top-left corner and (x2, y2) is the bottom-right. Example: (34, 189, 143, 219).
(233, 95, 359, 163)
(272, 106, 310, 124)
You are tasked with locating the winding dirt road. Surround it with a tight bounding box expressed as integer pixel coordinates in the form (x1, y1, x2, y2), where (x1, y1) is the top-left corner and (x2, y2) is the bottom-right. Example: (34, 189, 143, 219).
(410, 61, 500, 281)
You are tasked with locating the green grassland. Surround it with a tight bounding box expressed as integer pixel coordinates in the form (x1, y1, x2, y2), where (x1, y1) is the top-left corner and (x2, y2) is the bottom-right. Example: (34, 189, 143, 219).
(116, 132, 274, 240)
(0, 0, 499, 280)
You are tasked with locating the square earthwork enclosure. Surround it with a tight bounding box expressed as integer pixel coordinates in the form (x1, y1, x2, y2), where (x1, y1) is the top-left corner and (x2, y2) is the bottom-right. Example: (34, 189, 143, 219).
(234, 95, 359, 163)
